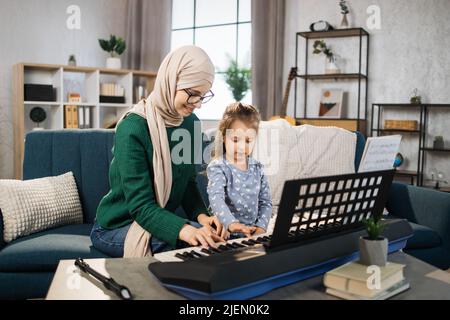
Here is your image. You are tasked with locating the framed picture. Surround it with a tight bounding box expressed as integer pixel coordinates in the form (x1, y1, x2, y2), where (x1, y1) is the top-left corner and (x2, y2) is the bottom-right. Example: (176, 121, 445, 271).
(318, 89, 343, 118)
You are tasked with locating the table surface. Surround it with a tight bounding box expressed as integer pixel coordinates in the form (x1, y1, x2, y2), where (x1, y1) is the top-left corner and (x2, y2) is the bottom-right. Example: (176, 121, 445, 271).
(46, 251, 450, 300)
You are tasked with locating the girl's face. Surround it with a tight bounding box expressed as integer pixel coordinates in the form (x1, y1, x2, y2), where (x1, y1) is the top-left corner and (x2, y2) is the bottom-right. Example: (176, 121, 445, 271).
(224, 119, 257, 163)
(174, 83, 211, 117)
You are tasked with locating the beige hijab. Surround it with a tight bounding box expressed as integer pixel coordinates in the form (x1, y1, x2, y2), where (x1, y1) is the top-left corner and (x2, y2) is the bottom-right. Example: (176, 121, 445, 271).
(116, 46, 215, 257)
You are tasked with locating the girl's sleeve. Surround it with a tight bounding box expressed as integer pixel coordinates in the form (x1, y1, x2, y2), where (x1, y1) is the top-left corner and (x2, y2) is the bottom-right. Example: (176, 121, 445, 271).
(255, 169, 273, 230)
(206, 164, 239, 230)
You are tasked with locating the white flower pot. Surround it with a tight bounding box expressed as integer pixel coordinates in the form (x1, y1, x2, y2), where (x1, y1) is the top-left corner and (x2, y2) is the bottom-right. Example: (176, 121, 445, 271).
(325, 59, 341, 74)
(106, 57, 121, 69)
(359, 236, 388, 267)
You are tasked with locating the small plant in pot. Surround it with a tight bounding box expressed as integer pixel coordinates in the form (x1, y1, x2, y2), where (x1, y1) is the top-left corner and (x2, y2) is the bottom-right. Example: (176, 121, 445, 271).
(359, 216, 388, 266)
(99, 35, 126, 69)
(313, 40, 341, 74)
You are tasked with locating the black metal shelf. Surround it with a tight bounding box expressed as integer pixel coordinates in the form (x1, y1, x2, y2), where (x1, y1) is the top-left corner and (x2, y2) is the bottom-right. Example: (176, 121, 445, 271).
(298, 28, 369, 39)
(297, 73, 367, 80)
(371, 103, 450, 187)
(294, 28, 369, 133)
(421, 147, 450, 153)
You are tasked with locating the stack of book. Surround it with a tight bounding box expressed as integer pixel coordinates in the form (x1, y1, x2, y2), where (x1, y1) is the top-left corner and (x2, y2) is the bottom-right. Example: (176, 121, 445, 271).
(100, 83, 125, 103)
(323, 261, 409, 300)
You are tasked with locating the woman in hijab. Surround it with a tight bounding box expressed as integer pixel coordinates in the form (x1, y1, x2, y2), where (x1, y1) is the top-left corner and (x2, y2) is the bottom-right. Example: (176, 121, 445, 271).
(91, 46, 227, 258)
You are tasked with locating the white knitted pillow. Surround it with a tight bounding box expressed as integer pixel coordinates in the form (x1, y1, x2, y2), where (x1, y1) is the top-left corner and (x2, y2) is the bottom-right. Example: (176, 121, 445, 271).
(0, 172, 83, 243)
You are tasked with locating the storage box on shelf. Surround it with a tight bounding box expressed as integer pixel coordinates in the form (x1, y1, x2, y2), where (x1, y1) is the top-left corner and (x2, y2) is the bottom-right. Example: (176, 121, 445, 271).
(13, 63, 156, 179)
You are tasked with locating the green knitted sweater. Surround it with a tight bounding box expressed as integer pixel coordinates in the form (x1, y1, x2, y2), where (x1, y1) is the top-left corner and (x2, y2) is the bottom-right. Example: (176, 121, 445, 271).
(96, 113, 208, 248)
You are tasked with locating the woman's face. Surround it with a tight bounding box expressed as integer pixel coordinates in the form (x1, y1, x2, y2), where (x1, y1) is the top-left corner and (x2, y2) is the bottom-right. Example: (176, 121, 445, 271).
(174, 83, 211, 117)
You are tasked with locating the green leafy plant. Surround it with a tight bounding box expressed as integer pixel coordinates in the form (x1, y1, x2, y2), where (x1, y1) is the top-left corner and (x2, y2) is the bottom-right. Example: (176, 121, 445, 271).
(410, 88, 422, 104)
(339, 0, 349, 14)
(223, 58, 251, 102)
(313, 40, 335, 62)
(98, 35, 126, 57)
(363, 217, 385, 240)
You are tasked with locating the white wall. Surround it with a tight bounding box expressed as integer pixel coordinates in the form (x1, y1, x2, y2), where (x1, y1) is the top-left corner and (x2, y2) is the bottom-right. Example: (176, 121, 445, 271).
(284, 0, 450, 182)
(0, 0, 128, 178)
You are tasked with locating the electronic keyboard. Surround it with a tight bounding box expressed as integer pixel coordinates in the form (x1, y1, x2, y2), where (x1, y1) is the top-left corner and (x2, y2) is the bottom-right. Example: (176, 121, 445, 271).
(150, 218, 413, 299)
(149, 169, 410, 299)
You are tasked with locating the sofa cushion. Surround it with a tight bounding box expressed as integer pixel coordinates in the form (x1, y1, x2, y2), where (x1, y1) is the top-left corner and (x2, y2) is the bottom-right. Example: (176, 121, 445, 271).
(23, 130, 115, 224)
(0, 224, 109, 272)
(0, 172, 83, 243)
(405, 222, 442, 250)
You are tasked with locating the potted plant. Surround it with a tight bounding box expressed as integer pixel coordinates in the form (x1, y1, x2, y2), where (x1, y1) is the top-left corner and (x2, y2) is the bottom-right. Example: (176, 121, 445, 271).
(359, 216, 388, 266)
(339, 0, 350, 28)
(223, 58, 251, 101)
(313, 40, 341, 74)
(433, 136, 444, 149)
(68, 54, 77, 66)
(410, 88, 422, 104)
(99, 35, 126, 69)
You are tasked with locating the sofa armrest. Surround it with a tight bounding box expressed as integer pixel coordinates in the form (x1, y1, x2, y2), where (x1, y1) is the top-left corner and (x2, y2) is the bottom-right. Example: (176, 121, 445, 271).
(386, 182, 450, 247)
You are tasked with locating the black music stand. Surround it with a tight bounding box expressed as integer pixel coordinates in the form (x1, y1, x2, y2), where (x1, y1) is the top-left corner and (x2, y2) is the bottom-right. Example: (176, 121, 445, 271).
(269, 169, 395, 249)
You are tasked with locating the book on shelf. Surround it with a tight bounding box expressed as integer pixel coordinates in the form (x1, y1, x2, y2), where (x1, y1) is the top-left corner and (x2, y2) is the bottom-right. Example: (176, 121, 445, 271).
(71, 106, 78, 128)
(323, 261, 406, 299)
(326, 279, 410, 300)
(100, 83, 125, 97)
(78, 106, 84, 129)
(64, 105, 73, 128)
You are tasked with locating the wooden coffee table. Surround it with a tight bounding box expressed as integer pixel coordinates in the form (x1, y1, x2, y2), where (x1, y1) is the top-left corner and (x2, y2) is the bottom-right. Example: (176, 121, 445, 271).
(46, 251, 450, 300)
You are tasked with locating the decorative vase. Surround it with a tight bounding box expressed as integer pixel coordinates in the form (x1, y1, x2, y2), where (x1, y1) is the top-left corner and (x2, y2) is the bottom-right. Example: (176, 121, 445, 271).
(433, 137, 444, 149)
(325, 57, 341, 74)
(340, 13, 349, 28)
(359, 237, 388, 267)
(106, 57, 121, 69)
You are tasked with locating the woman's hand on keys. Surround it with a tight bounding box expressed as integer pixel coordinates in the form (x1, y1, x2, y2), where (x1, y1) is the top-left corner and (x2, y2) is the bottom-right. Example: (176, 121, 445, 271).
(197, 214, 229, 239)
(179, 224, 224, 248)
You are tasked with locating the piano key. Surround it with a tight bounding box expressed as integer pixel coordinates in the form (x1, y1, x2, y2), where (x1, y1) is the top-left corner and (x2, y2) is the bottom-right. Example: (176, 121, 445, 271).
(175, 253, 188, 261)
(218, 245, 231, 251)
(183, 252, 195, 259)
(256, 237, 268, 243)
(226, 243, 238, 249)
(247, 239, 259, 245)
(190, 250, 203, 258)
(233, 242, 246, 248)
(209, 247, 221, 253)
(201, 248, 214, 255)
(241, 240, 254, 246)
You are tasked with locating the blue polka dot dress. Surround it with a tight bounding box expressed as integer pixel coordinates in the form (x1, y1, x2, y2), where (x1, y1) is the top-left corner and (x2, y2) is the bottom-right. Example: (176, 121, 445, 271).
(206, 155, 272, 231)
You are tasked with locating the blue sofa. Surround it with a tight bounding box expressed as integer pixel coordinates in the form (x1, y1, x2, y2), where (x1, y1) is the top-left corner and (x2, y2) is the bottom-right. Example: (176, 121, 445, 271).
(0, 129, 449, 299)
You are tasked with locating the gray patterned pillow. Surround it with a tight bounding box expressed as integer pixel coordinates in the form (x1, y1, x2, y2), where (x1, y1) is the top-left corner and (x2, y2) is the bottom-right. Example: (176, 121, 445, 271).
(0, 172, 83, 243)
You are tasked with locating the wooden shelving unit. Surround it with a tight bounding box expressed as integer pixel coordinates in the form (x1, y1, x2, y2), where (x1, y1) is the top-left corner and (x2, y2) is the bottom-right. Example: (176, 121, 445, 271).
(13, 62, 157, 179)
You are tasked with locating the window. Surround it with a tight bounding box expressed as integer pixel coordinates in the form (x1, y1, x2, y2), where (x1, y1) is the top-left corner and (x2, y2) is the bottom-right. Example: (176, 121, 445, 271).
(171, 0, 252, 120)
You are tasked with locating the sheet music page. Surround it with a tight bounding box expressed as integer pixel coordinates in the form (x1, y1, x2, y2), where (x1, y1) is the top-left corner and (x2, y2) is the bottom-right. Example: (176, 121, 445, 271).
(358, 135, 402, 172)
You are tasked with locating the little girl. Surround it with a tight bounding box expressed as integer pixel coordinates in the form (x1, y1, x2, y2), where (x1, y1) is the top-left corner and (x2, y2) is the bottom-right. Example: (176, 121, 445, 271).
(207, 102, 272, 238)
